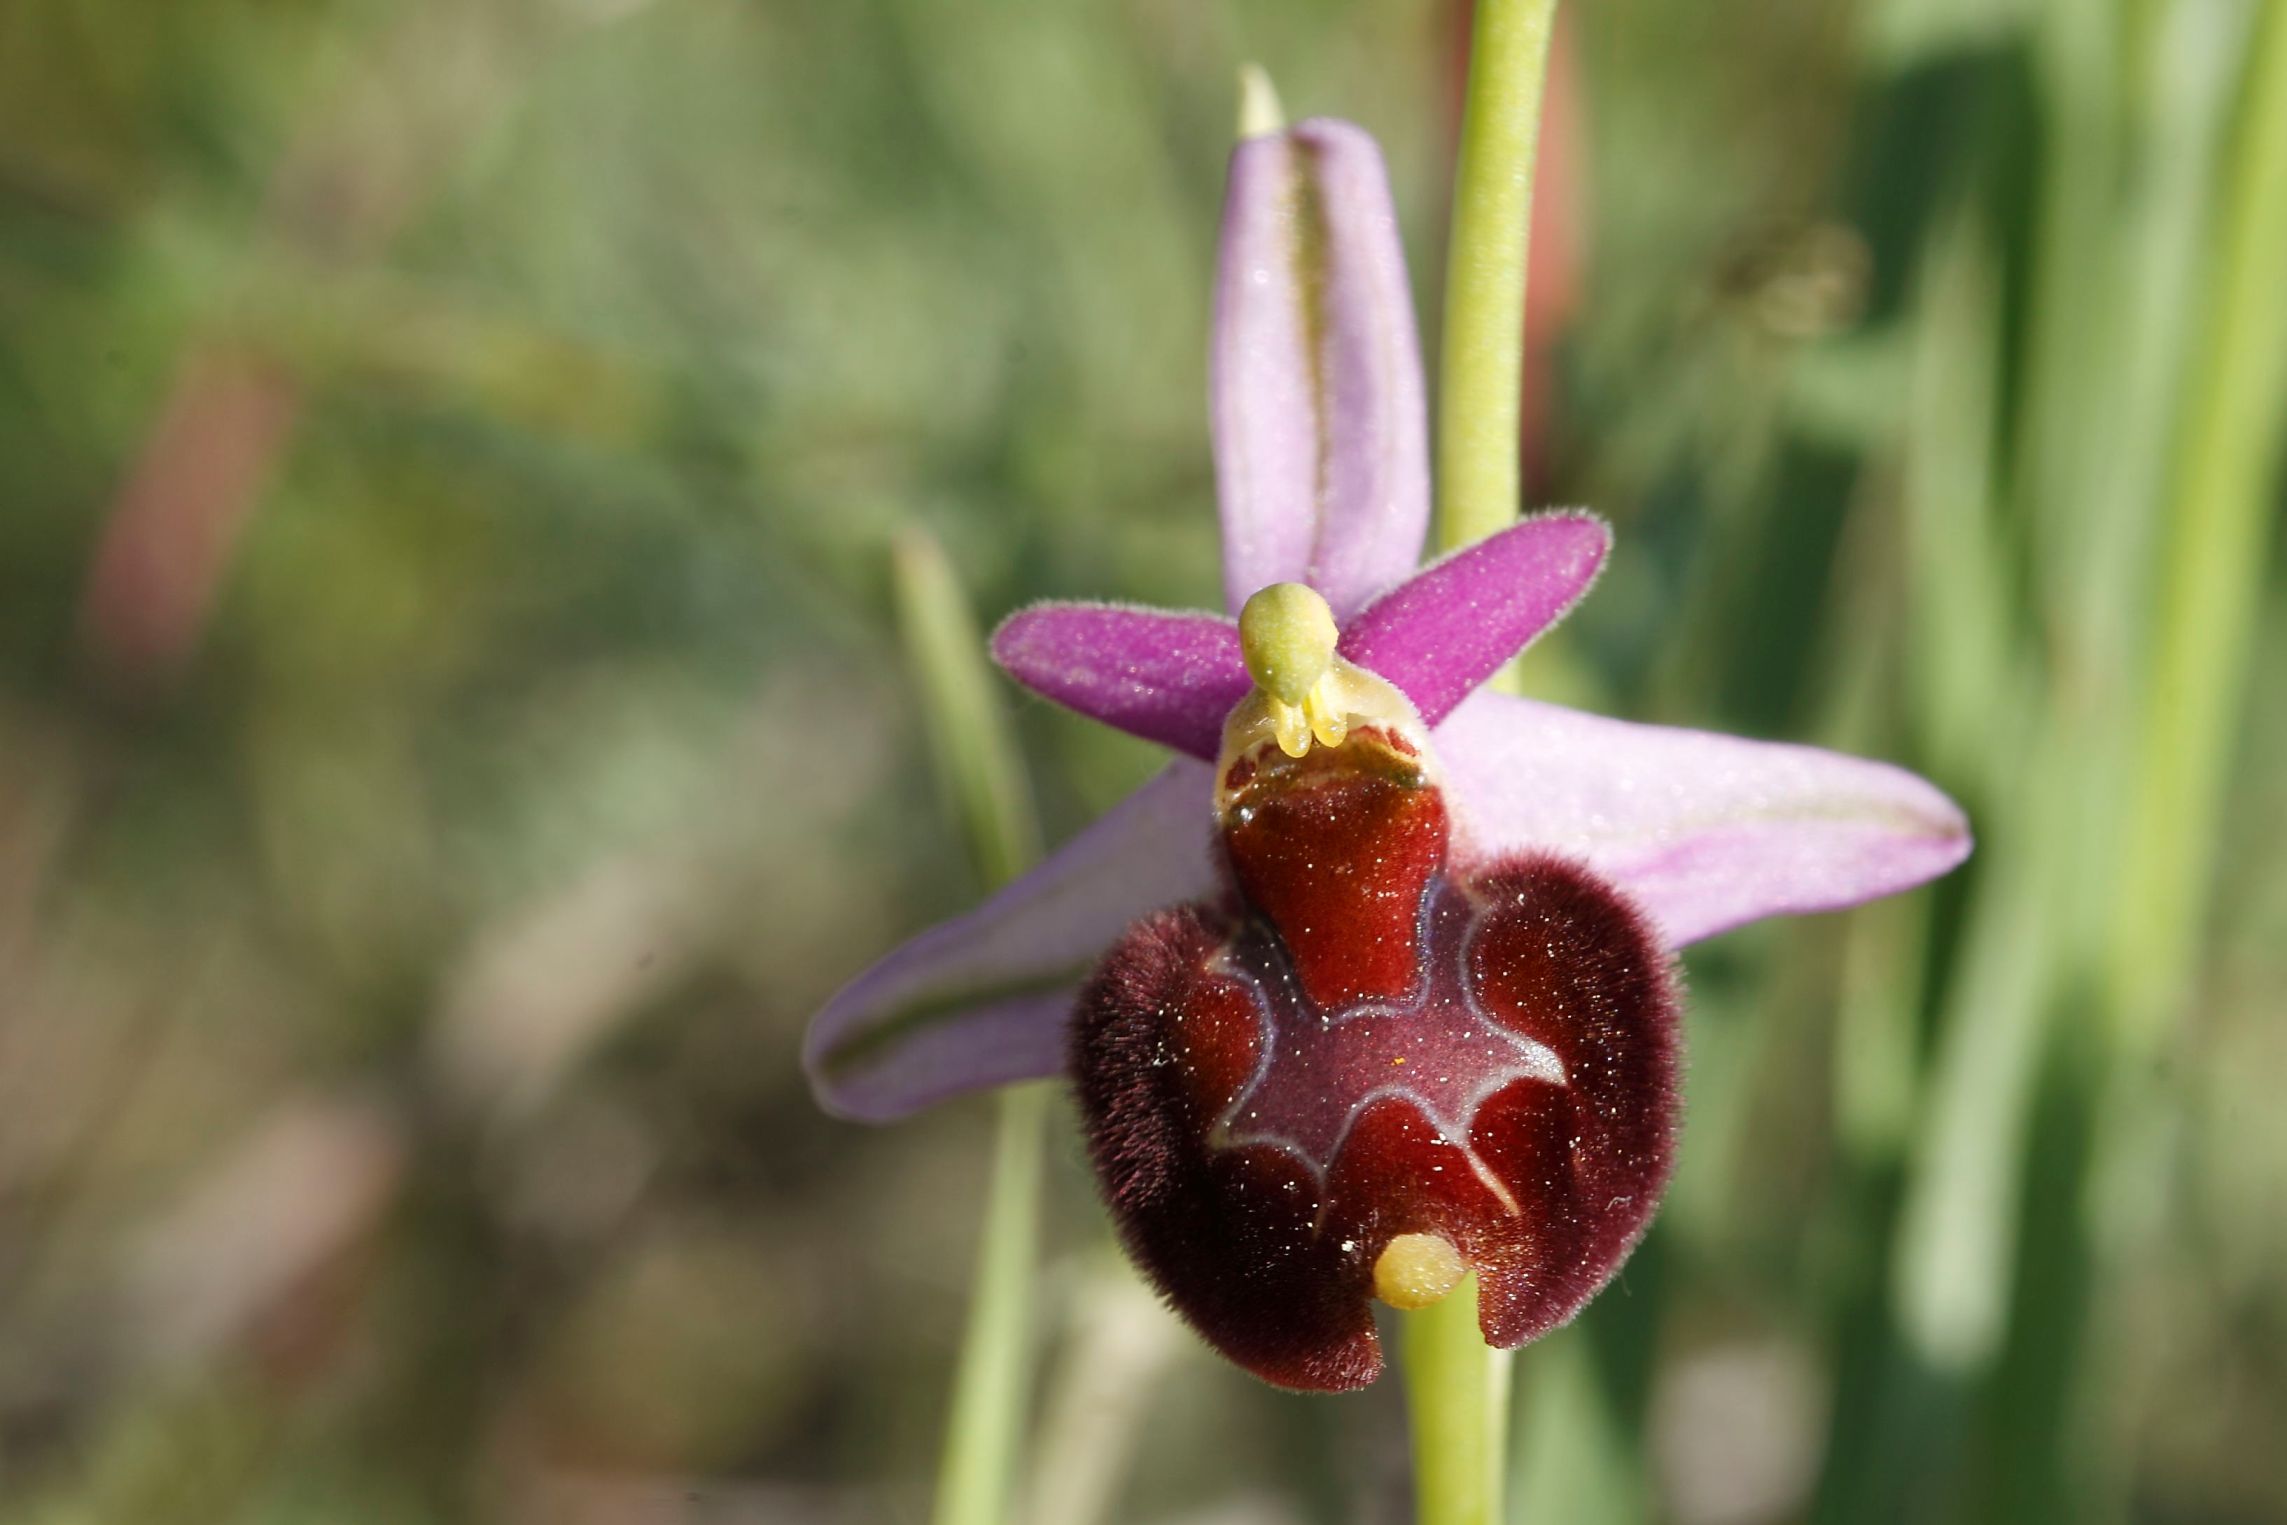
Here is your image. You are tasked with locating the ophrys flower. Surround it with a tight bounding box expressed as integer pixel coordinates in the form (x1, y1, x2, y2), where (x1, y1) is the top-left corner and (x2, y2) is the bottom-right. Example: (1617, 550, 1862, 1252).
(805, 117, 1969, 1390)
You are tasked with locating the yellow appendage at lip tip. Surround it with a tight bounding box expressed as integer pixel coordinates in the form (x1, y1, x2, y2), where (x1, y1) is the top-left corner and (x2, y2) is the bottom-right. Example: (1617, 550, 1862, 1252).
(1373, 1233, 1468, 1310)
(1239, 583, 1348, 759)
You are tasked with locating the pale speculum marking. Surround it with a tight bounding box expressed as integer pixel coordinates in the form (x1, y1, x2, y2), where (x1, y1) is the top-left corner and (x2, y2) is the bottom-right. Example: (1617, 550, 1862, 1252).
(1208, 875, 1567, 1216)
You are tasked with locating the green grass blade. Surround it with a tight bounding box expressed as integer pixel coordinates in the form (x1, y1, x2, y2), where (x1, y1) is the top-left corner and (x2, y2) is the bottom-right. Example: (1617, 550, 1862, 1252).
(893, 529, 1050, 1525)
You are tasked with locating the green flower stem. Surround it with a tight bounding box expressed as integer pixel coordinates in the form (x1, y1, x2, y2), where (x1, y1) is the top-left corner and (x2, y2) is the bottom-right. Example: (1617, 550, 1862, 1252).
(1405, 6, 1558, 1522)
(934, 1082, 1051, 1525)
(1436, 0, 1562, 559)
(892, 530, 1049, 1525)
(1401, 1275, 1513, 1525)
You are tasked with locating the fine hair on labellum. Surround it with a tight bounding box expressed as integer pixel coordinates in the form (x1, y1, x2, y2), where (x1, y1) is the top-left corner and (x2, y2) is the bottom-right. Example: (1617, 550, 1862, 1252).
(1072, 843, 1679, 1392)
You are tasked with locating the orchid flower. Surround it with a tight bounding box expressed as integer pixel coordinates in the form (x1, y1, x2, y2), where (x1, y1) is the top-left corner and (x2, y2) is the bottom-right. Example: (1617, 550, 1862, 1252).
(805, 118, 1969, 1391)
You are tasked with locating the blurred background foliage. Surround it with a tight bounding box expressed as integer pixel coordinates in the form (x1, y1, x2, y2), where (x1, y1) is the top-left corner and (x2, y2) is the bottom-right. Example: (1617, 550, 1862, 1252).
(1, 0, 2283, 1521)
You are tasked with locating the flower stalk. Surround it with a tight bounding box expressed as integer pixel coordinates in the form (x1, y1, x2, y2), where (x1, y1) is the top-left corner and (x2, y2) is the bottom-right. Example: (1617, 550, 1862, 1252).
(1401, 1272, 1512, 1525)
(1437, 0, 1563, 559)
(1409, 2, 1562, 1519)
(893, 530, 1048, 1525)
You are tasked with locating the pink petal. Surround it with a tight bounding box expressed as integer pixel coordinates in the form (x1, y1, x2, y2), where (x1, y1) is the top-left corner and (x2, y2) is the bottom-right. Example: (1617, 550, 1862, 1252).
(1436, 692, 1971, 948)
(1338, 512, 1609, 725)
(993, 518, 1607, 758)
(1213, 119, 1430, 621)
(804, 761, 1220, 1121)
(990, 602, 1248, 761)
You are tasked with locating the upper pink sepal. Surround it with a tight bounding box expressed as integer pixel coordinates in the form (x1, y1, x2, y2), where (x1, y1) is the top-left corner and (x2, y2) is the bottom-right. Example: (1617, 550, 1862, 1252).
(1214, 120, 1429, 619)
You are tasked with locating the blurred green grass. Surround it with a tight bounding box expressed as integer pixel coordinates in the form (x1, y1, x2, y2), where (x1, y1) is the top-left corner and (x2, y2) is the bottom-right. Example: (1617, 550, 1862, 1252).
(1, 1, 2283, 1522)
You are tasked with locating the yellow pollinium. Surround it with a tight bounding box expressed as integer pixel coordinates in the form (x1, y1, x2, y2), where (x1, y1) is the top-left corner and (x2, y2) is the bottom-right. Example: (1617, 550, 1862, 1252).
(1238, 583, 1349, 758)
(1372, 1232, 1468, 1310)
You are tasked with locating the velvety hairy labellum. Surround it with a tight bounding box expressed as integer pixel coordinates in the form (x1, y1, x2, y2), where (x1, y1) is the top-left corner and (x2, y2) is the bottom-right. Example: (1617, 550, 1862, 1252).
(1073, 722, 1678, 1391)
